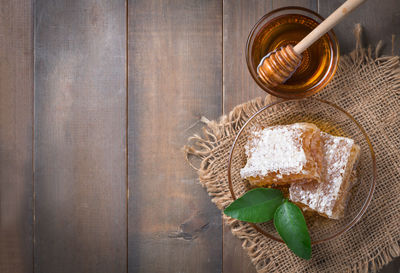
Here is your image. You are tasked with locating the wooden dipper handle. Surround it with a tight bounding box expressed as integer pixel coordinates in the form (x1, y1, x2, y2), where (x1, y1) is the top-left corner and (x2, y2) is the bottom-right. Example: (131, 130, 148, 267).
(294, 0, 367, 54)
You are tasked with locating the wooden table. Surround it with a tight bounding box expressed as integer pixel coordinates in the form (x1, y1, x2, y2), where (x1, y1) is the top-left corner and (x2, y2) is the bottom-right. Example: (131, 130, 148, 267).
(1, 0, 399, 272)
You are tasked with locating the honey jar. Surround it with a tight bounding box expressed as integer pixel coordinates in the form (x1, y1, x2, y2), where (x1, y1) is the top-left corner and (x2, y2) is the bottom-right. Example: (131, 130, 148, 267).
(246, 7, 339, 99)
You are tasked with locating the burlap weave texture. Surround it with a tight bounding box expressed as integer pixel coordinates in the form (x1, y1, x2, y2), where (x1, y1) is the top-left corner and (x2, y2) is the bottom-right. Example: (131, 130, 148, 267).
(184, 25, 400, 273)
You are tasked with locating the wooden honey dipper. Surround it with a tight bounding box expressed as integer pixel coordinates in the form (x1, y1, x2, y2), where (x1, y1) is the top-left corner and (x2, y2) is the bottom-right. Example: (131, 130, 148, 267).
(258, 0, 366, 87)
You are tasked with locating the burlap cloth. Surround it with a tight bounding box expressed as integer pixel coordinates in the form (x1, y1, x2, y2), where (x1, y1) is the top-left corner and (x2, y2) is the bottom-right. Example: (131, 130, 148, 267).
(184, 25, 400, 273)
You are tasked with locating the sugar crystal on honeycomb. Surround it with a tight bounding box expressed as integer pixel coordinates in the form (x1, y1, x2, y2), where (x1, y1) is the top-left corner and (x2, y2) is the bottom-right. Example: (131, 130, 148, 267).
(240, 123, 323, 186)
(289, 132, 360, 219)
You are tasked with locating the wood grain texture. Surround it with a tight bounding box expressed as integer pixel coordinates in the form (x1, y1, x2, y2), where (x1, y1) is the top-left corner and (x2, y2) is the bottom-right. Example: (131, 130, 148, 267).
(272, 0, 317, 10)
(0, 1, 33, 272)
(0, 0, 398, 272)
(318, 0, 400, 55)
(222, 0, 272, 114)
(34, 1, 126, 272)
(222, 1, 317, 272)
(128, 0, 222, 272)
(379, 258, 400, 273)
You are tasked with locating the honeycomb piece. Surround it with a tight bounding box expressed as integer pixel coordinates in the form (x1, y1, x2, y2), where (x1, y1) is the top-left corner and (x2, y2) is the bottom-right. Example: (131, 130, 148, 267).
(289, 132, 360, 219)
(240, 123, 323, 186)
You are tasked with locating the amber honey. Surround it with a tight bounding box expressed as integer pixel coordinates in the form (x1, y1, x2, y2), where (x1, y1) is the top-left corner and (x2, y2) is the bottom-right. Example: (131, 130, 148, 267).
(248, 13, 338, 97)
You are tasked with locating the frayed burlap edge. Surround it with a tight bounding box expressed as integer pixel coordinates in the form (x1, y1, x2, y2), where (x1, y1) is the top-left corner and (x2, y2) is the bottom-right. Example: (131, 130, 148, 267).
(184, 95, 275, 209)
(183, 24, 400, 273)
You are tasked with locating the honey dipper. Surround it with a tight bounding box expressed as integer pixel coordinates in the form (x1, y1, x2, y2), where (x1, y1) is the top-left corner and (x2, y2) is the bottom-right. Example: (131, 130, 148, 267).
(258, 0, 366, 87)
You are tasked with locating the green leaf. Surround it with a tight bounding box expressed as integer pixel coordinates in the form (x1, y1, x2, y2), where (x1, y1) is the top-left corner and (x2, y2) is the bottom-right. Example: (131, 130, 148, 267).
(274, 201, 311, 260)
(224, 188, 284, 223)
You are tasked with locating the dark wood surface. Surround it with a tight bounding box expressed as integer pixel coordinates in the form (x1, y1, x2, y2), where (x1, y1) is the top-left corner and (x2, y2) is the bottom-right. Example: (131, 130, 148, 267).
(34, 0, 126, 272)
(0, 0, 399, 272)
(0, 1, 33, 272)
(128, 0, 222, 272)
(318, 0, 400, 55)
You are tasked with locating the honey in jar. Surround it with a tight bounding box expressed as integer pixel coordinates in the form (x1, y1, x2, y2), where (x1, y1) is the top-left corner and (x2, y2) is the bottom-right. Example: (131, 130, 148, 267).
(246, 9, 339, 98)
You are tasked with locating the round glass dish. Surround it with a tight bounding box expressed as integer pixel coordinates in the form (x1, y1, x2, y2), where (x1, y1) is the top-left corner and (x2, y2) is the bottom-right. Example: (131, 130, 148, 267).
(246, 7, 340, 99)
(227, 98, 376, 245)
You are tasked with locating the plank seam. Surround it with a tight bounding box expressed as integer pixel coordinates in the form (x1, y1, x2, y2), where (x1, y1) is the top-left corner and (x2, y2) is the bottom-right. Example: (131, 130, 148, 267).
(126, 0, 129, 272)
(222, 0, 225, 116)
(32, 0, 36, 272)
(221, 0, 225, 272)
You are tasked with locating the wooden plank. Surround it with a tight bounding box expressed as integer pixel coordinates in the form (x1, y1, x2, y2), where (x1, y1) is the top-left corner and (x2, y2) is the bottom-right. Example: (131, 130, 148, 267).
(127, 0, 222, 272)
(318, 0, 400, 55)
(0, 1, 33, 273)
(222, 1, 317, 272)
(222, 0, 272, 113)
(223, 225, 257, 273)
(34, 1, 126, 272)
(379, 257, 400, 273)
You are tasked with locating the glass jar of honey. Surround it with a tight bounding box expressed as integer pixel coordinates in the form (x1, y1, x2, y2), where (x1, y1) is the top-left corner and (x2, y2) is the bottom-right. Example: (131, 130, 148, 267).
(246, 7, 339, 99)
